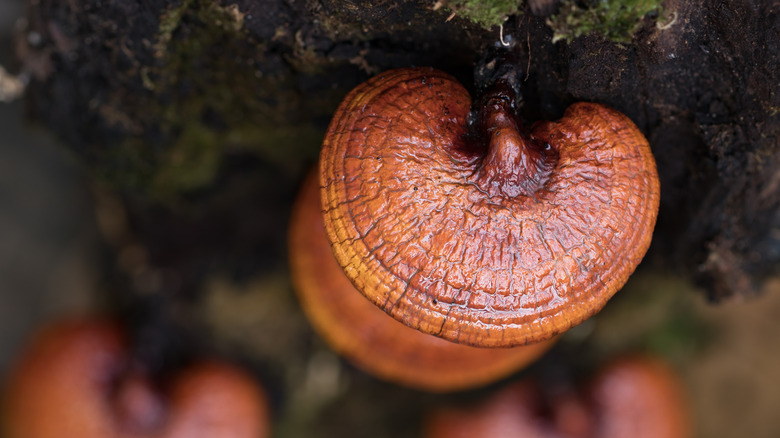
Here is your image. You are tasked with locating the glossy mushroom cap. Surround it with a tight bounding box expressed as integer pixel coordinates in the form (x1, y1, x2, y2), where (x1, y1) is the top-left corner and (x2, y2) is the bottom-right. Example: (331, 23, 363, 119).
(1, 318, 271, 438)
(423, 356, 691, 438)
(290, 171, 555, 392)
(320, 67, 660, 347)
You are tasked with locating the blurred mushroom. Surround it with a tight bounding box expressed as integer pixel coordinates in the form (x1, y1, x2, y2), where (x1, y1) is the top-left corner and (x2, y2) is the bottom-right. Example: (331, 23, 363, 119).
(423, 355, 691, 438)
(320, 67, 660, 347)
(290, 170, 555, 392)
(1, 317, 271, 438)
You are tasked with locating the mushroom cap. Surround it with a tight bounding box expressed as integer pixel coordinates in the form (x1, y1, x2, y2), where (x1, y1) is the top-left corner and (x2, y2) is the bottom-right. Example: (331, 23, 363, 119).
(290, 170, 555, 392)
(423, 355, 690, 438)
(1, 318, 271, 438)
(587, 356, 691, 438)
(423, 381, 565, 438)
(320, 67, 660, 347)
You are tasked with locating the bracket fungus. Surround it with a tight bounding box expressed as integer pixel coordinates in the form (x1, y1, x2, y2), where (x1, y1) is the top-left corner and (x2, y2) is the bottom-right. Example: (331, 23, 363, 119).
(1, 318, 270, 438)
(291, 171, 555, 392)
(320, 67, 660, 347)
(423, 356, 691, 438)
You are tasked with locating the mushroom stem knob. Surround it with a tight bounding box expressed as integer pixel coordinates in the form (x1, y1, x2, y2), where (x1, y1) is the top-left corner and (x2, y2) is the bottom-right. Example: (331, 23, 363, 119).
(476, 80, 557, 198)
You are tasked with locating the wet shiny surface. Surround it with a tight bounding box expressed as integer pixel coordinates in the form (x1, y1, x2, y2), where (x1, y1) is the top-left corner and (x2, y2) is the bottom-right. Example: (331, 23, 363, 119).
(320, 68, 660, 347)
(290, 171, 555, 392)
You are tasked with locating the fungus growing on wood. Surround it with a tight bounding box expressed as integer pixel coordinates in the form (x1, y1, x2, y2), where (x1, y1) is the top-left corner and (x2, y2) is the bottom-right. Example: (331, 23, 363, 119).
(1, 318, 270, 438)
(320, 67, 660, 347)
(423, 355, 691, 438)
(290, 170, 555, 392)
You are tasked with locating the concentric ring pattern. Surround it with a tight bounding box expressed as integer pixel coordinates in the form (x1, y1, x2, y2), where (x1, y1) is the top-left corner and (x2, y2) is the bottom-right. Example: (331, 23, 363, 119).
(320, 67, 660, 347)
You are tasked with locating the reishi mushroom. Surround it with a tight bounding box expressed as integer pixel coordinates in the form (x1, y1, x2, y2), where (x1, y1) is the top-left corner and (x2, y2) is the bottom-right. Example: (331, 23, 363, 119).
(290, 170, 556, 392)
(423, 355, 691, 438)
(1, 318, 270, 438)
(320, 67, 660, 347)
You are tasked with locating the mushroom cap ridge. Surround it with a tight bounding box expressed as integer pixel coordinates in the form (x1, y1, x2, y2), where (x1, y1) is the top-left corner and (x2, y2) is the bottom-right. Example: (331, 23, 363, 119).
(290, 170, 555, 392)
(320, 67, 660, 347)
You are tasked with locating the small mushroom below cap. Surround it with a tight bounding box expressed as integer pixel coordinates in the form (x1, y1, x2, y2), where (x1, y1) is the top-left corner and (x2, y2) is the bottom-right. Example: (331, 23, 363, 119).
(1, 317, 271, 438)
(423, 355, 691, 438)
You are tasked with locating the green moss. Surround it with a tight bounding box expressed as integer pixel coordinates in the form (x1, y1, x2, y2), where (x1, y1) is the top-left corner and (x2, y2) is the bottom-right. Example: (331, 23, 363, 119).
(224, 124, 324, 172)
(97, 0, 331, 199)
(447, 0, 524, 28)
(445, 0, 662, 40)
(582, 272, 712, 366)
(547, 0, 664, 43)
(151, 123, 221, 196)
(155, 0, 194, 59)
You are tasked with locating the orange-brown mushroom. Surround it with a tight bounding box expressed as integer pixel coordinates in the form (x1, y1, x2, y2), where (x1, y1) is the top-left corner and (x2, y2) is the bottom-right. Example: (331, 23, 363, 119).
(320, 67, 660, 347)
(1, 318, 271, 438)
(423, 355, 691, 438)
(290, 170, 555, 392)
